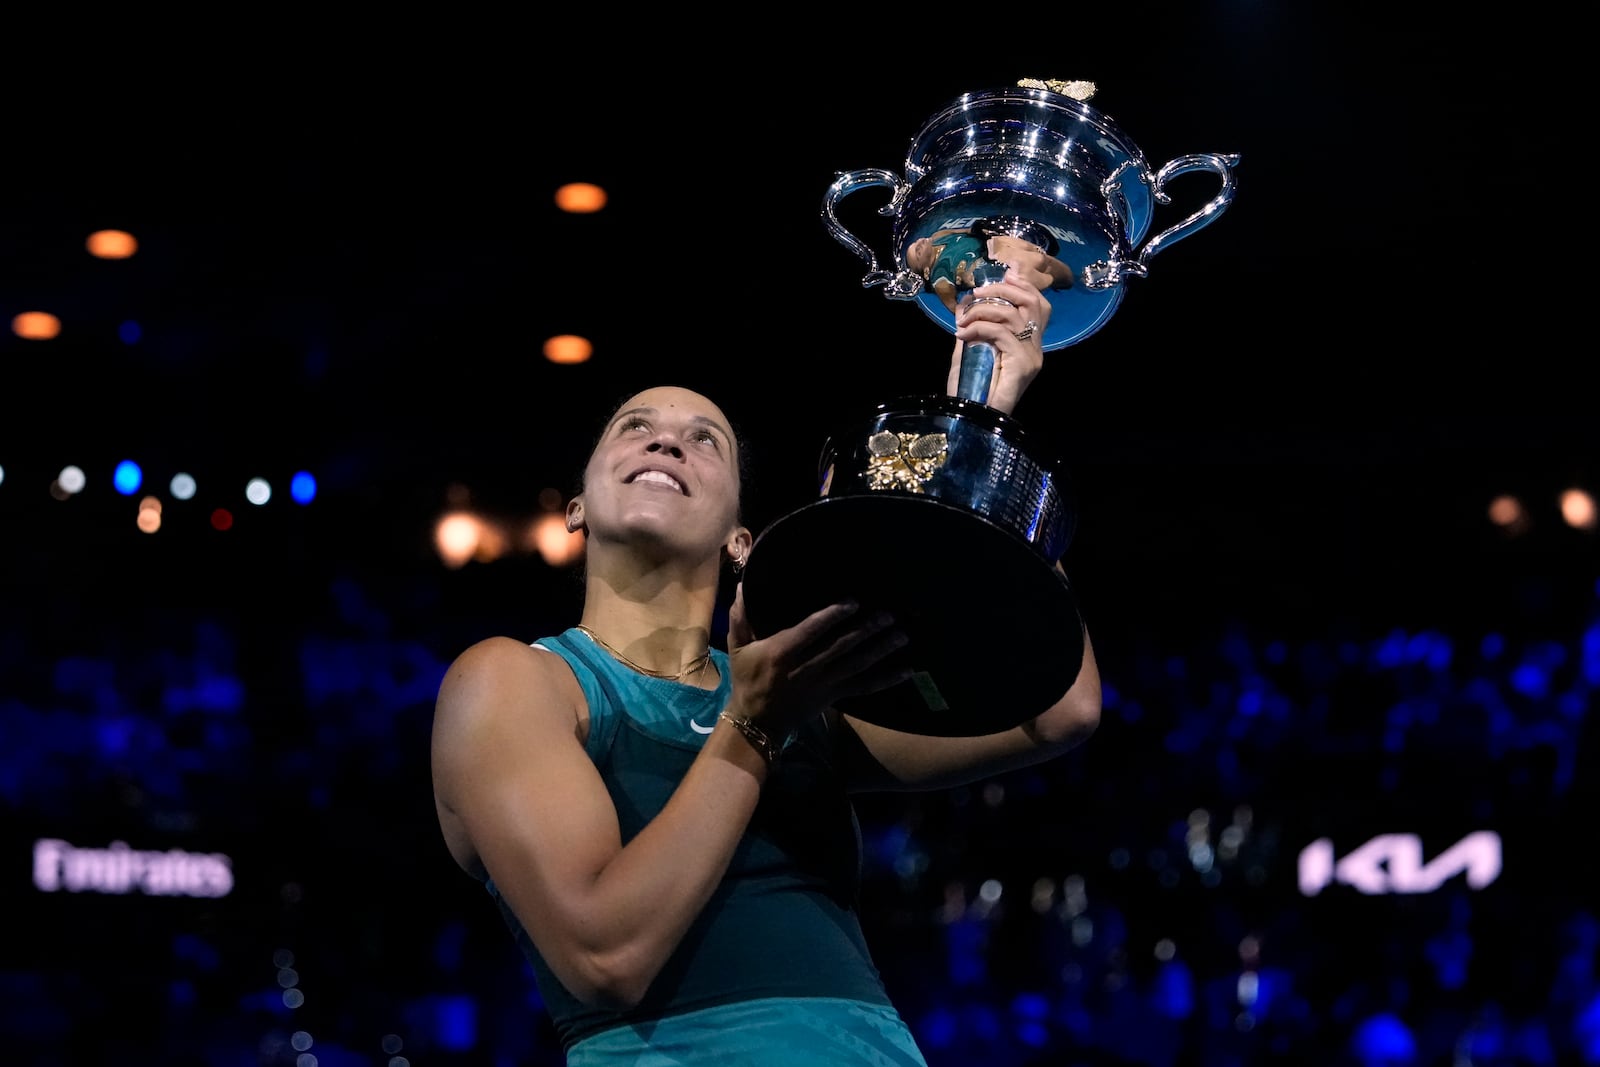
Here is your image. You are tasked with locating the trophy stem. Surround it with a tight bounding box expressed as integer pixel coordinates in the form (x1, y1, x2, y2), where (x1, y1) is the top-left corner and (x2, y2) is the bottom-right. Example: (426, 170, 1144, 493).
(952, 259, 1012, 405)
(956, 342, 995, 404)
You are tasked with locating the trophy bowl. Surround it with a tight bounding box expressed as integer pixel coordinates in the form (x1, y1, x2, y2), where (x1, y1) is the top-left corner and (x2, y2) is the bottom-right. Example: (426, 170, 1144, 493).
(822, 79, 1239, 353)
(740, 80, 1238, 737)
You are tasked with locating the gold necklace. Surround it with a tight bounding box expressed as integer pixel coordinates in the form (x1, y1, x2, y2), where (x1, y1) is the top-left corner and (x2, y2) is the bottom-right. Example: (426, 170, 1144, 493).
(573, 624, 713, 683)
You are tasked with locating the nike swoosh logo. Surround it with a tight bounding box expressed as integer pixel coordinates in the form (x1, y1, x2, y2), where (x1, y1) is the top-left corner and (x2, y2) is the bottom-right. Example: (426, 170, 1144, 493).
(690, 717, 716, 735)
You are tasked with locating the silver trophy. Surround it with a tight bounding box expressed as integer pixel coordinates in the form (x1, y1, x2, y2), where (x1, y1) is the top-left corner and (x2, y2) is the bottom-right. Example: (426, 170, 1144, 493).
(741, 80, 1239, 736)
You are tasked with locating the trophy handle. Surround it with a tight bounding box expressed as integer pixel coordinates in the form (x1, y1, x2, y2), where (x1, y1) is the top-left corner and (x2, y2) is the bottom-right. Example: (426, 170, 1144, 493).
(822, 167, 919, 294)
(1136, 152, 1242, 265)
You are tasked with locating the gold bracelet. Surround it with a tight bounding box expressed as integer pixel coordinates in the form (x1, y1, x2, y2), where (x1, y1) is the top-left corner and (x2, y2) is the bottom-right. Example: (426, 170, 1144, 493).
(718, 710, 785, 767)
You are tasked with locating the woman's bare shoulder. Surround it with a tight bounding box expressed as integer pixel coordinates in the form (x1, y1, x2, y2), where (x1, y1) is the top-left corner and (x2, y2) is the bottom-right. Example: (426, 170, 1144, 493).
(434, 634, 580, 730)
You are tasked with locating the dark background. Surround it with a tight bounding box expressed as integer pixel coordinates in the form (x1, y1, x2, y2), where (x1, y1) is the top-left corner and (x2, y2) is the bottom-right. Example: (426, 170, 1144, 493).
(3, 11, 1595, 1067)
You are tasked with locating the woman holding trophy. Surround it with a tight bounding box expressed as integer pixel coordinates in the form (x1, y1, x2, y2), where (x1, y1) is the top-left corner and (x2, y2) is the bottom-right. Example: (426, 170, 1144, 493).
(430, 257, 1102, 1064)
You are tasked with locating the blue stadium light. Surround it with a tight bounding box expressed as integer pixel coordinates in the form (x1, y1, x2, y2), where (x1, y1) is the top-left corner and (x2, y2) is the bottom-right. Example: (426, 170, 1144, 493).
(290, 470, 317, 505)
(1352, 1012, 1417, 1062)
(118, 320, 142, 344)
(1152, 960, 1195, 1018)
(1510, 661, 1550, 700)
(1578, 992, 1600, 1060)
(1015, 1021, 1049, 1048)
(112, 460, 143, 495)
(1010, 991, 1049, 1020)
(95, 718, 133, 755)
(918, 1006, 957, 1049)
(435, 994, 477, 1052)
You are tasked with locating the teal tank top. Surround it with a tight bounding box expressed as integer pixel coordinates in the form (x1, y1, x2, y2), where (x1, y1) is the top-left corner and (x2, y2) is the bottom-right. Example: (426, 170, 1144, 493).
(484, 628, 926, 1063)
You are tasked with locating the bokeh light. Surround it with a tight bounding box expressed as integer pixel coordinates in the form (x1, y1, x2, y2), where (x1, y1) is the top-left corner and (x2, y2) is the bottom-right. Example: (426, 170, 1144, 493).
(245, 478, 272, 506)
(543, 335, 593, 364)
(113, 460, 143, 495)
(1559, 487, 1596, 530)
(12, 311, 61, 340)
(86, 229, 138, 259)
(553, 182, 607, 213)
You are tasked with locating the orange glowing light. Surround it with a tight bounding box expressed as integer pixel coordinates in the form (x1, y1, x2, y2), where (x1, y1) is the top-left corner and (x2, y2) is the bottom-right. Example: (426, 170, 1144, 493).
(435, 511, 483, 569)
(1487, 495, 1524, 528)
(544, 335, 593, 364)
(12, 312, 61, 340)
(530, 511, 585, 567)
(1559, 488, 1597, 530)
(474, 522, 510, 563)
(554, 182, 607, 213)
(87, 230, 138, 259)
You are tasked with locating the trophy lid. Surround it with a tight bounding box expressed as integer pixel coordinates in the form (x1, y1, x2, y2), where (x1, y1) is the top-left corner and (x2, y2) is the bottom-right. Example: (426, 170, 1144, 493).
(1015, 78, 1098, 101)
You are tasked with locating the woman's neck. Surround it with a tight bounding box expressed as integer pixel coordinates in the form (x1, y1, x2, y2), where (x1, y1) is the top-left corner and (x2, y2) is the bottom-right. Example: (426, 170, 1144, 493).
(577, 563, 722, 679)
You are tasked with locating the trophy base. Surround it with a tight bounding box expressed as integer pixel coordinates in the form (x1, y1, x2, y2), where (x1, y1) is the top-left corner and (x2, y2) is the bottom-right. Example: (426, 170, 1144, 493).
(739, 493, 1084, 737)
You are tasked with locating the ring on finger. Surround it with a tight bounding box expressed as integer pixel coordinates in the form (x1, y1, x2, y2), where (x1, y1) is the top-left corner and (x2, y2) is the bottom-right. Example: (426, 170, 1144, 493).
(1014, 319, 1038, 342)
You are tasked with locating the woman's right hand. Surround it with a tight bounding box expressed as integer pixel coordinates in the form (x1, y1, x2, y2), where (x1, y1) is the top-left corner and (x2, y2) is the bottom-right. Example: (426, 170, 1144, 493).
(724, 583, 909, 737)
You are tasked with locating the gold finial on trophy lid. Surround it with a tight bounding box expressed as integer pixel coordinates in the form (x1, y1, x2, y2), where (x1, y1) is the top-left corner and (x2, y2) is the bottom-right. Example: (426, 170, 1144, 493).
(1017, 78, 1097, 101)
